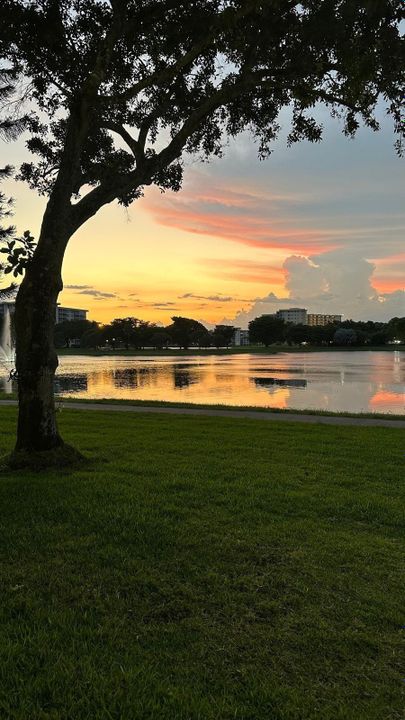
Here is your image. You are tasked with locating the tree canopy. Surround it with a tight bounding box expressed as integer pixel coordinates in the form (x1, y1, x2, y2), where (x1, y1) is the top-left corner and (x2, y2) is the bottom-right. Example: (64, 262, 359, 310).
(0, 165, 17, 299)
(249, 314, 285, 346)
(0, 68, 34, 298)
(2, 0, 404, 228)
(166, 316, 207, 349)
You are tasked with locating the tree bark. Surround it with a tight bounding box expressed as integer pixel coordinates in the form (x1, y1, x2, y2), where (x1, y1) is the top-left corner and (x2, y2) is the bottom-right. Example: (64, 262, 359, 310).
(13, 213, 69, 455)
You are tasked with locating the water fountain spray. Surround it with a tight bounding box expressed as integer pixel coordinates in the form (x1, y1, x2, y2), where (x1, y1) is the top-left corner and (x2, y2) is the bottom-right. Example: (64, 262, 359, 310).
(0, 306, 16, 393)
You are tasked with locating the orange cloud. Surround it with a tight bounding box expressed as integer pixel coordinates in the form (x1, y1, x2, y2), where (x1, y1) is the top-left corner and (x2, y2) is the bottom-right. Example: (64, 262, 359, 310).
(368, 252, 405, 294)
(369, 252, 405, 266)
(141, 187, 338, 256)
(371, 276, 405, 293)
(202, 258, 287, 285)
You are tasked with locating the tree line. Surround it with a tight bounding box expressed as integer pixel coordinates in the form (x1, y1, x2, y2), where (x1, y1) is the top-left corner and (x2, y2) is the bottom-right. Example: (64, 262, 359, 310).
(52, 313, 405, 351)
(248, 315, 405, 346)
(54, 316, 236, 351)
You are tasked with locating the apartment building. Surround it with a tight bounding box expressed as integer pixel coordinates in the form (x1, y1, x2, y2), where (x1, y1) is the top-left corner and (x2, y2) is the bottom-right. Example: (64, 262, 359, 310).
(276, 308, 308, 325)
(232, 328, 250, 346)
(0, 302, 87, 324)
(55, 306, 88, 323)
(307, 313, 342, 326)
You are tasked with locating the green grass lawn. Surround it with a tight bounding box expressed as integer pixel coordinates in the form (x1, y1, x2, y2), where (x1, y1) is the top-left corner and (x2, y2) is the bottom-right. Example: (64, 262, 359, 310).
(0, 406, 404, 719)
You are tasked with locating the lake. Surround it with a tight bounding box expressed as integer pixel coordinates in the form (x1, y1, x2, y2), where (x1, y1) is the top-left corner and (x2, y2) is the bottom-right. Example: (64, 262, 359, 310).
(6, 350, 402, 415)
(1, 351, 403, 414)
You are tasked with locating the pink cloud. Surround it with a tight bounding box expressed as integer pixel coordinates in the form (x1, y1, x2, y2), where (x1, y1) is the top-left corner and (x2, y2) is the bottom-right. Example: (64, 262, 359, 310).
(371, 276, 405, 293)
(141, 184, 339, 255)
(201, 258, 287, 285)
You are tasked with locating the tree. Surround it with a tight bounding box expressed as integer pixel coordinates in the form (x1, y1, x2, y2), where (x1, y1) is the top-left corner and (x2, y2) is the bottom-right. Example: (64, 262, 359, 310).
(307, 323, 337, 346)
(190, 327, 212, 349)
(213, 324, 235, 348)
(284, 323, 309, 346)
(149, 330, 171, 350)
(54, 319, 98, 348)
(333, 328, 357, 346)
(81, 326, 104, 349)
(1, 1, 404, 464)
(0, 70, 31, 299)
(132, 320, 156, 349)
(108, 317, 138, 349)
(249, 315, 285, 347)
(0, 166, 17, 300)
(387, 317, 405, 343)
(369, 330, 389, 346)
(166, 316, 207, 350)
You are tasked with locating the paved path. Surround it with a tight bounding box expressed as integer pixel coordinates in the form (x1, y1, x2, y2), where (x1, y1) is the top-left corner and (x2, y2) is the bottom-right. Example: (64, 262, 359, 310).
(1, 399, 404, 428)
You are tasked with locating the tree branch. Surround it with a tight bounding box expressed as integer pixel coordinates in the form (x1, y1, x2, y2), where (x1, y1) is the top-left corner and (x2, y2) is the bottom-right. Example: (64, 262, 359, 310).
(71, 69, 266, 231)
(69, 167, 146, 232)
(101, 121, 143, 164)
(313, 89, 362, 113)
(155, 72, 271, 168)
(99, 0, 263, 105)
(70, 64, 356, 236)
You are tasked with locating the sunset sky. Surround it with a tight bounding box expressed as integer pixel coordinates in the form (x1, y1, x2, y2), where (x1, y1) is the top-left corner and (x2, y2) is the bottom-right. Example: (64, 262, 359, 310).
(2, 103, 404, 327)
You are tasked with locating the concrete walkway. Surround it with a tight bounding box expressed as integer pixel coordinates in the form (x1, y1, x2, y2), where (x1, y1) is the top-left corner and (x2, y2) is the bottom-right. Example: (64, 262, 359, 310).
(1, 399, 404, 428)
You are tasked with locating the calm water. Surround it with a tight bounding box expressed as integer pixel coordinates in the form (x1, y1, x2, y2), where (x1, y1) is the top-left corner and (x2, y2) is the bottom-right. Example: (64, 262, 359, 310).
(1, 351, 403, 414)
(15, 351, 405, 414)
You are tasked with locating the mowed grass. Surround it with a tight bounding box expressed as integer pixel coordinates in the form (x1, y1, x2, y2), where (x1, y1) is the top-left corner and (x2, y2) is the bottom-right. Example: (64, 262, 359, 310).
(0, 406, 404, 720)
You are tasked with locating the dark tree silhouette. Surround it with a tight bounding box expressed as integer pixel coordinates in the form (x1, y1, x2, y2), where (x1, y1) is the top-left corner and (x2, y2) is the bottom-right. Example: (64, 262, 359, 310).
(0, 69, 30, 299)
(249, 315, 285, 346)
(388, 317, 405, 343)
(1, 0, 404, 464)
(54, 319, 99, 348)
(213, 325, 235, 348)
(150, 330, 171, 350)
(166, 316, 207, 350)
(333, 328, 358, 346)
(0, 166, 17, 299)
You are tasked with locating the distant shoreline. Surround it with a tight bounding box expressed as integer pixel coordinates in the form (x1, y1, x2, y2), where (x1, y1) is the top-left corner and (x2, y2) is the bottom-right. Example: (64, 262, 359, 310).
(57, 344, 404, 357)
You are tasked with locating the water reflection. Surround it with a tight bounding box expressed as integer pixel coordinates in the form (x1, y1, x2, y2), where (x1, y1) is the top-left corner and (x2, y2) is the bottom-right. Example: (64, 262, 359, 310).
(253, 377, 307, 389)
(111, 366, 159, 389)
(173, 364, 198, 388)
(54, 374, 88, 395)
(0, 351, 403, 414)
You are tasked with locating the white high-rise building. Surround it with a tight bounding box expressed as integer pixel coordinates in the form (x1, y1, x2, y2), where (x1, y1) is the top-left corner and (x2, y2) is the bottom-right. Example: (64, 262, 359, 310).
(55, 306, 88, 323)
(276, 308, 308, 325)
(232, 328, 250, 346)
(0, 302, 87, 324)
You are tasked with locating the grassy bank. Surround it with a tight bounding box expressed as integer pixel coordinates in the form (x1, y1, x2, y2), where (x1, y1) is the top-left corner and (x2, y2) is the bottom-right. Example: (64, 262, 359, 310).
(57, 344, 404, 357)
(0, 406, 404, 719)
(51, 396, 405, 421)
(1, 393, 405, 420)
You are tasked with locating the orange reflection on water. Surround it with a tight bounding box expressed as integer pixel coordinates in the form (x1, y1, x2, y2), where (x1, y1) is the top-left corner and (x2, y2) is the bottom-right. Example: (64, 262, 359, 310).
(49, 352, 405, 414)
(68, 358, 292, 408)
(370, 390, 404, 409)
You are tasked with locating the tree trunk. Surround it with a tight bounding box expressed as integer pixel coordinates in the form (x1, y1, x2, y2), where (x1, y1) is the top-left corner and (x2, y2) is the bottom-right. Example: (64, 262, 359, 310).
(10, 210, 78, 465)
(14, 268, 62, 452)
